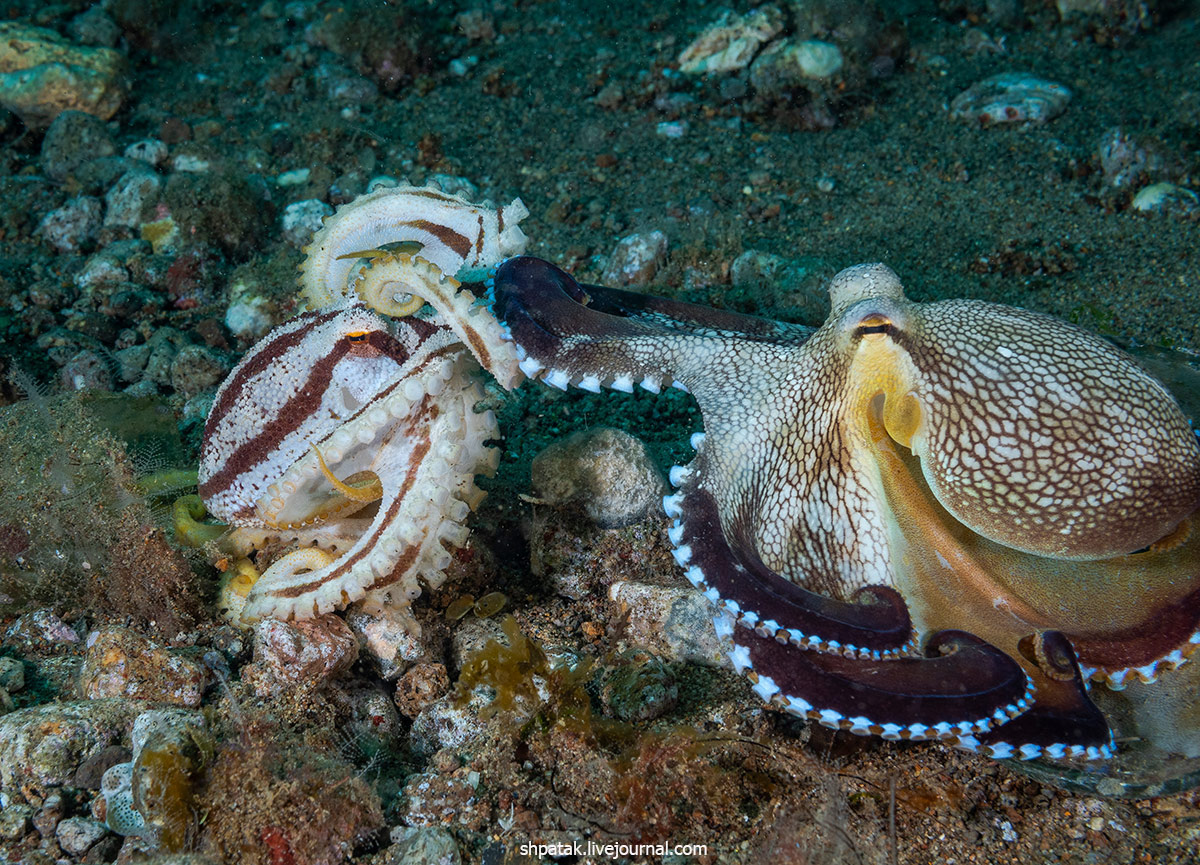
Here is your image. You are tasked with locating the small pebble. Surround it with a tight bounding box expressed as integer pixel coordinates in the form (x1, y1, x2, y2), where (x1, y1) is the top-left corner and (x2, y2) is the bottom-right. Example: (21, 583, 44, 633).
(171, 153, 210, 173)
(56, 816, 109, 856)
(123, 138, 169, 167)
(104, 169, 161, 228)
(281, 198, 334, 247)
(655, 120, 688, 139)
(243, 615, 359, 696)
(1132, 182, 1198, 215)
(950, 72, 1071, 125)
(345, 604, 443, 680)
(223, 290, 276, 343)
(37, 195, 103, 253)
(600, 230, 668, 288)
(394, 662, 452, 719)
(276, 167, 311, 186)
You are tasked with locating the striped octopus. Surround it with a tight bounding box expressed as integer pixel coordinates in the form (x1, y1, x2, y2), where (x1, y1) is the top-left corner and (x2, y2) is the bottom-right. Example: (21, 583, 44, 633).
(490, 255, 1200, 761)
(198, 184, 527, 626)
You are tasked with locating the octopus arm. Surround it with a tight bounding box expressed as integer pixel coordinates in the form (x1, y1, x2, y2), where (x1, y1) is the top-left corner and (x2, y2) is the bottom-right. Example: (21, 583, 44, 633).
(673, 481, 914, 655)
(734, 624, 1035, 745)
(490, 256, 801, 394)
(976, 632, 1113, 760)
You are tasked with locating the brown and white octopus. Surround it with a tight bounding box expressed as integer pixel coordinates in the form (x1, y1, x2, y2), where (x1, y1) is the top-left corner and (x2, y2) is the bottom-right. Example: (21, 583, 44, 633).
(198, 184, 528, 628)
(198, 182, 1200, 762)
(488, 255, 1200, 762)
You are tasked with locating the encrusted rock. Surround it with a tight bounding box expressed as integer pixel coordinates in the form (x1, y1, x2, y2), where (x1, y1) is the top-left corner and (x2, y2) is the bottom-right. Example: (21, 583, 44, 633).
(59, 348, 115, 392)
(0, 656, 26, 693)
(0, 700, 143, 799)
(730, 250, 835, 325)
(56, 815, 109, 856)
(608, 580, 728, 667)
(243, 615, 359, 697)
(75, 251, 129, 289)
(345, 604, 445, 680)
(39, 110, 116, 181)
(408, 690, 491, 758)
(385, 825, 462, 865)
(222, 273, 280, 343)
(1098, 127, 1164, 189)
(4, 609, 80, 653)
(394, 662, 451, 719)
(0, 22, 127, 127)
(600, 230, 668, 287)
(0, 803, 33, 840)
(281, 198, 334, 247)
(598, 652, 679, 722)
(104, 168, 162, 229)
(168, 344, 230, 399)
(38, 195, 103, 253)
(32, 789, 66, 836)
(448, 615, 506, 671)
(79, 627, 209, 707)
(950, 72, 1071, 125)
(677, 6, 784, 75)
(398, 770, 488, 829)
(531, 427, 667, 529)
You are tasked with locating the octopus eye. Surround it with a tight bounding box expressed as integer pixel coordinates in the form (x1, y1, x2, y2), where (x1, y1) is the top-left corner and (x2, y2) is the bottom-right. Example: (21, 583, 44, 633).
(344, 331, 371, 342)
(855, 312, 893, 337)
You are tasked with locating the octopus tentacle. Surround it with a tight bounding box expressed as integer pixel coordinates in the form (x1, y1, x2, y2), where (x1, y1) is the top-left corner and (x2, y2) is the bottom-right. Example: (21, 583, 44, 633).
(351, 252, 522, 389)
(491, 255, 747, 394)
(667, 468, 914, 657)
(300, 183, 528, 310)
(973, 632, 1113, 761)
(242, 372, 496, 621)
(726, 621, 1033, 744)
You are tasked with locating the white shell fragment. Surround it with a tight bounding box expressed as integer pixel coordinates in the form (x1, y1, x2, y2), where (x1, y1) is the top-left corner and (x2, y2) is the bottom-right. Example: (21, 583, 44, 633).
(950, 72, 1071, 125)
(1132, 182, 1199, 215)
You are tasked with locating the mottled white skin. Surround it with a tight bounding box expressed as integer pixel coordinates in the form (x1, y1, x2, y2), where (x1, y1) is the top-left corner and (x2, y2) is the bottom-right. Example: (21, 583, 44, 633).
(199, 302, 500, 627)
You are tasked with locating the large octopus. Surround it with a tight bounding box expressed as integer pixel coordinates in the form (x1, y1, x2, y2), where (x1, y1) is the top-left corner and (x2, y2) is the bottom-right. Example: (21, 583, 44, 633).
(198, 184, 526, 626)
(490, 255, 1200, 761)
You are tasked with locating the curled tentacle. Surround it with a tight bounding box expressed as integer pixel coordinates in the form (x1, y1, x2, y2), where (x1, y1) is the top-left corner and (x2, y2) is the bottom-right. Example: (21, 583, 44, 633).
(668, 471, 914, 658)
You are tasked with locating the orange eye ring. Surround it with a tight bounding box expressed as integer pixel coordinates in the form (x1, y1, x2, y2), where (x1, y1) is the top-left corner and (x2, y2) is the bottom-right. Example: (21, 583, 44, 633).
(344, 331, 371, 342)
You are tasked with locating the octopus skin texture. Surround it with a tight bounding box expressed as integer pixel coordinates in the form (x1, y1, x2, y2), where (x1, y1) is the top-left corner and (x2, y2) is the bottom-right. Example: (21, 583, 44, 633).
(490, 255, 1200, 761)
